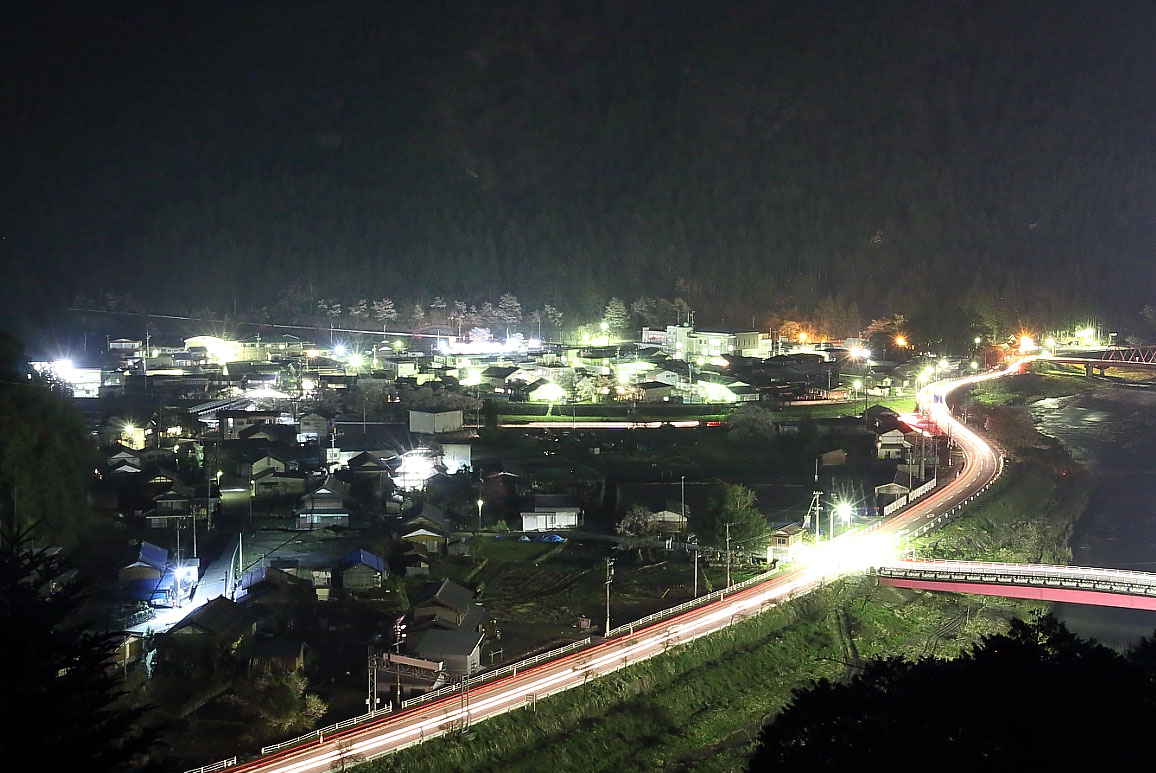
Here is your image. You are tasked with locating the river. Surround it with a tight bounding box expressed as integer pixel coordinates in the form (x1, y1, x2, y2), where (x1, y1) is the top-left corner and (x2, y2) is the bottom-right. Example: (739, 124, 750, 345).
(1030, 382, 1156, 649)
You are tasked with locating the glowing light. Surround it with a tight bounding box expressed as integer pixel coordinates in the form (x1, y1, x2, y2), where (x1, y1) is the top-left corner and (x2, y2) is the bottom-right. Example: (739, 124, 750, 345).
(970, 361, 979, 370)
(1045, 337, 1056, 348)
(849, 346, 870, 360)
(348, 354, 364, 368)
(836, 502, 852, 525)
(799, 332, 808, 344)
(396, 451, 437, 490)
(1019, 336, 1036, 353)
(531, 382, 567, 402)
(393, 340, 405, 350)
(853, 379, 863, 390)
(895, 336, 907, 347)
(51, 359, 75, 381)
(527, 338, 541, 349)
(599, 321, 609, 332)
(334, 344, 348, 357)
(1077, 327, 1096, 340)
(307, 349, 319, 358)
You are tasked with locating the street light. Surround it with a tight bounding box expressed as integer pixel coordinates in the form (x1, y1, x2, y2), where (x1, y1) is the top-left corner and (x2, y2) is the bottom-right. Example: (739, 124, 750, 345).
(599, 320, 610, 346)
(835, 502, 852, 531)
(476, 498, 484, 535)
(853, 379, 865, 414)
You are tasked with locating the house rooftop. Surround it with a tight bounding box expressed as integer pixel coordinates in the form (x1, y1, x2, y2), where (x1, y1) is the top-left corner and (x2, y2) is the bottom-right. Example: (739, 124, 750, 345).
(341, 549, 386, 574)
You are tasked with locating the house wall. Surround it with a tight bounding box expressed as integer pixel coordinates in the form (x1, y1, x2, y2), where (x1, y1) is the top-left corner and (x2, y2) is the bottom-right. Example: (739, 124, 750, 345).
(343, 565, 383, 589)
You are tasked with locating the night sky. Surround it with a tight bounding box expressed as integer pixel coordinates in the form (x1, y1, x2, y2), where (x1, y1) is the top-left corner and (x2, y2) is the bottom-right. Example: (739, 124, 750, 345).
(3, 1, 1155, 339)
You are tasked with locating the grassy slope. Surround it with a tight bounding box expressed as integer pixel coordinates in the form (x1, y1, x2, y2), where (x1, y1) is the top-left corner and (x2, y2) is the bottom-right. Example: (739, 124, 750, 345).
(354, 373, 1089, 772)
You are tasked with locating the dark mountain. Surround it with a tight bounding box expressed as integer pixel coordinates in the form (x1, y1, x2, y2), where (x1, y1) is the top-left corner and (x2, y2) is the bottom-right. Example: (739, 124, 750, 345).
(3, 0, 1154, 337)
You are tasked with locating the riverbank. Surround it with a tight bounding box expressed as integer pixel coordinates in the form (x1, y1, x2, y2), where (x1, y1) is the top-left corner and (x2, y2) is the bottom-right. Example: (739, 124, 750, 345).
(357, 372, 1090, 772)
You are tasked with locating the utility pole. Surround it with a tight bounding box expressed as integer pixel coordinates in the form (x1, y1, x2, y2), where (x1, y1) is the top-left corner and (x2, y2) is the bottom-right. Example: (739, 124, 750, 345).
(604, 557, 615, 635)
(806, 458, 823, 540)
(725, 522, 732, 587)
(366, 646, 380, 715)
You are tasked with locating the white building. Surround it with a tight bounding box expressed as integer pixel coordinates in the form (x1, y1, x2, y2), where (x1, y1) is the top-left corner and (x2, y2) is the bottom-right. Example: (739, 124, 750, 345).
(409, 410, 463, 435)
(660, 325, 761, 360)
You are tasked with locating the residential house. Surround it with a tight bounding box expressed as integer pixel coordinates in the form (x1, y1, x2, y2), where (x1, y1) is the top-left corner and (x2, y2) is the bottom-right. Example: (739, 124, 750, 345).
(217, 409, 280, 440)
(144, 483, 196, 529)
(636, 381, 673, 402)
(237, 423, 298, 446)
(242, 451, 298, 479)
(403, 528, 448, 555)
(118, 542, 195, 607)
(408, 629, 483, 675)
(104, 443, 141, 469)
(770, 524, 806, 560)
(877, 427, 913, 460)
(647, 501, 689, 533)
(167, 597, 254, 649)
(298, 410, 333, 440)
(294, 474, 352, 530)
(410, 578, 487, 632)
(521, 494, 581, 532)
(252, 468, 308, 498)
(340, 550, 388, 591)
(249, 638, 306, 674)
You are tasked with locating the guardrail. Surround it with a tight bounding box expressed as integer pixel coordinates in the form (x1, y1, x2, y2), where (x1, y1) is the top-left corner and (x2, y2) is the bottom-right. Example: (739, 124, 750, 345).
(182, 757, 237, 773)
(398, 637, 593, 711)
(884, 559, 1156, 585)
(260, 705, 394, 755)
(605, 569, 776, 639)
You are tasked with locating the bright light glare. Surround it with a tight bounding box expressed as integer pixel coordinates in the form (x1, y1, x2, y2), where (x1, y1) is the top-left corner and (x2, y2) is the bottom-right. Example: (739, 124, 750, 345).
(348, 354, 364, 368)
(796, 531, 898, 577)
(1019, 336, 1036, 353)
(849, 346, 870, 359)
(334, 344, 348, 357)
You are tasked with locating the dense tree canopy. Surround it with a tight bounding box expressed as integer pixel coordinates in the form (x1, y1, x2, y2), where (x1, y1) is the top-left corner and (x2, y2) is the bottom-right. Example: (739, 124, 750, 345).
(0, 331, 95, 546)
(749, 615, 1156, 771)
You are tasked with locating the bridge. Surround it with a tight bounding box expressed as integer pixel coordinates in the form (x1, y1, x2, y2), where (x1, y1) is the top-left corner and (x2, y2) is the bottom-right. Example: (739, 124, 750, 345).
(1039, 346, 1156, 375)
(875, 559, 1156, 610)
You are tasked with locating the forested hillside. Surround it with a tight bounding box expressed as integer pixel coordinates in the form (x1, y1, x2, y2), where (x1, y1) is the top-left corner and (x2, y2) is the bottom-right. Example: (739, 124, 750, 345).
(3, 0, 1154, 336)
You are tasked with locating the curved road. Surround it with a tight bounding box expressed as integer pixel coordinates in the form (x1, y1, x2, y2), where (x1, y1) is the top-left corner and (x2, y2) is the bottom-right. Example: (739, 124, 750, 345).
(231, 362, 1020, 773)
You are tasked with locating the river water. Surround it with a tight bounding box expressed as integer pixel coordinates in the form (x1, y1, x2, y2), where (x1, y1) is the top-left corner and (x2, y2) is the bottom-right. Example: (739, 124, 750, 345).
(1029, 383, 1156, 649)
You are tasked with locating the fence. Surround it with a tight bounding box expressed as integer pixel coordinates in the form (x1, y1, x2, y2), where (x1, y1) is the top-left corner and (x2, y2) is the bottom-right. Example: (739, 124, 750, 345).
(182, 757, 236, 773)
(908, 477, 937, 502)
(882, 496, 908, 516)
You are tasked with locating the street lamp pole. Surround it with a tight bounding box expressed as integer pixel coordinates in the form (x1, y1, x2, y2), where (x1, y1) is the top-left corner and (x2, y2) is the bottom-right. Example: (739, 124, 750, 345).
(604, 557, 615, 635)
(475, 498, 483, 536)
(691, 536, 699, 597)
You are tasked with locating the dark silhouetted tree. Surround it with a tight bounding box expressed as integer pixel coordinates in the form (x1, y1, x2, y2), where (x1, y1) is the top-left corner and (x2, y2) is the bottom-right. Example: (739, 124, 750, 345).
(748, 615, 1156, 772)
(0, 533, 162, 769)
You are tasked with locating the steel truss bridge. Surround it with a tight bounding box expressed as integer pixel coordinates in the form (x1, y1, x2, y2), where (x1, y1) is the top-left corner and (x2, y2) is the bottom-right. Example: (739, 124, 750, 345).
(1041, 346, 1156, 371)
(876, 559, 1156, 610)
